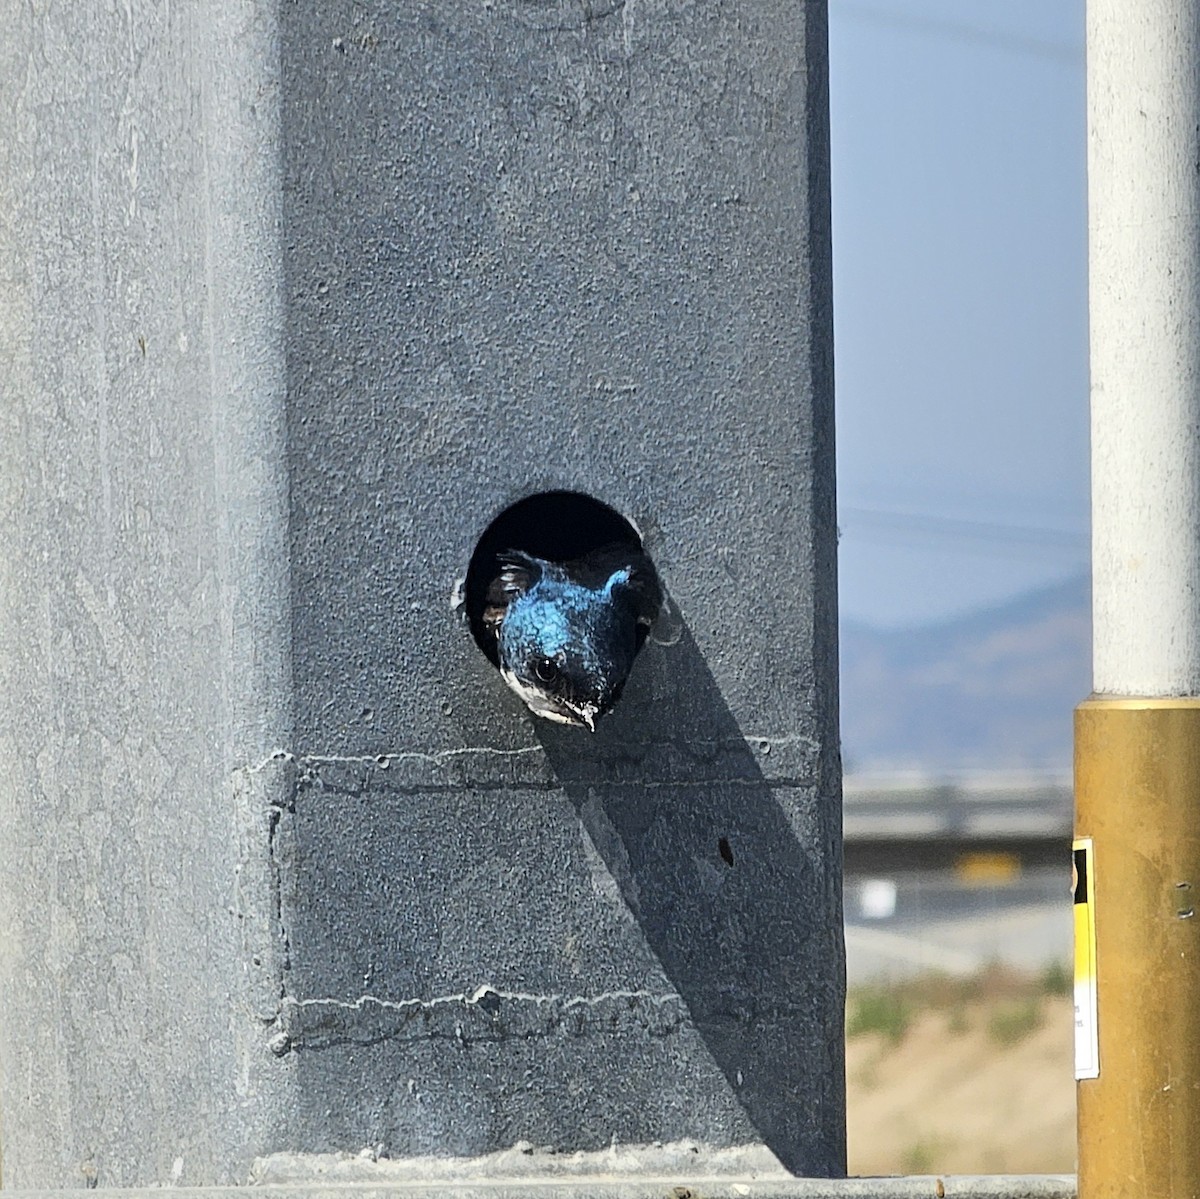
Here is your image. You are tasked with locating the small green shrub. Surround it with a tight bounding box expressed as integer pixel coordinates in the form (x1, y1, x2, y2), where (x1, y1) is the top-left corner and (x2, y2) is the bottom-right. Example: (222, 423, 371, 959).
(987, 997, 1044, 1046)
(846, 988, 912, 1044)
(901, 1137, 947, 1173)
(1038, 959, 1072, 997)
(947, 1002, 970, 1035)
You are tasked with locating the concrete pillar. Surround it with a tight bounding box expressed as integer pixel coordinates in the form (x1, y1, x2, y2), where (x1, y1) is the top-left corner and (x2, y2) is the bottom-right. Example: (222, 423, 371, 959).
(1077, 0, 1200, 1193)
(0, 0, 842, 1187)
(0, 3, 292, 1188)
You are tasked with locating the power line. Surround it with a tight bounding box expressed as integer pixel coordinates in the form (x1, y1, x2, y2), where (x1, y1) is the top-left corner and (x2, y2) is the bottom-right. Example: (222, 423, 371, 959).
(839, 505, 1088, 555)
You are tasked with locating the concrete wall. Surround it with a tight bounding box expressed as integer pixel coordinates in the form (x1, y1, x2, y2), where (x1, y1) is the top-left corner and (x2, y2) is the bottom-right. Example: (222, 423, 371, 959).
(0, 3, 291, 1186)
(0, 0, 842, 1185)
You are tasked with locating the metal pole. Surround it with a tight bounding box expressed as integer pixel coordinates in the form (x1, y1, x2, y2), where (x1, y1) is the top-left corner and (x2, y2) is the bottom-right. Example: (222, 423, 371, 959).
(1079, 0, 1200, 1194)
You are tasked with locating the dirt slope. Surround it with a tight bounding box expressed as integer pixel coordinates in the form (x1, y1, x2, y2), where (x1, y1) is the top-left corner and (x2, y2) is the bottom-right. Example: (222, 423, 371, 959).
(847, 990, 1075, 1175)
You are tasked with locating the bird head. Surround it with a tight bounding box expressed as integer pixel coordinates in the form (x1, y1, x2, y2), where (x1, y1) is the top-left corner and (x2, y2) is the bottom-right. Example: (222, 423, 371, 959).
(483, 548, 660, 731)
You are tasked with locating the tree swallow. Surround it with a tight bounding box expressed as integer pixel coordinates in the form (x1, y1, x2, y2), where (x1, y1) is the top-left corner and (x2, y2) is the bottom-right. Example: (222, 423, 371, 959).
(482, 545, 661, 731)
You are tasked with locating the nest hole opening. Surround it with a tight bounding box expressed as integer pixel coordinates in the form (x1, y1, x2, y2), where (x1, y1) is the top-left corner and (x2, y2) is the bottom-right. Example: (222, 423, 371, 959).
(465, 491, 647, 668)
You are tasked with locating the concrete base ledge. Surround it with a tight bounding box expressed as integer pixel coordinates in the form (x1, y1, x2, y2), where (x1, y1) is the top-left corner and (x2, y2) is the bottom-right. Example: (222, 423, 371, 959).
(5, 1144, 1075, 1199)
(245, 1147, 1074, 1197)
(3, 1179, 1078, 1199)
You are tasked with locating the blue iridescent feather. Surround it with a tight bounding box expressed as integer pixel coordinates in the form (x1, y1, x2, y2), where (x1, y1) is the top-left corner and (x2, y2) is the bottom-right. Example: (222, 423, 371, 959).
(482, 546, 661, 730)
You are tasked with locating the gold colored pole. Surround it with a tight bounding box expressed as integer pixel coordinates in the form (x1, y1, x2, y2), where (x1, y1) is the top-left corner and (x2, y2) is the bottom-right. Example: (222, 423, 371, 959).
(1075, 698, 1200, 1197)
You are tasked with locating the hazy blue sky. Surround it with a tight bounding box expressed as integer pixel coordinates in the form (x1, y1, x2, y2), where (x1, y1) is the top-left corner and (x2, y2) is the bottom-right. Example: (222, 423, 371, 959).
(829, 0, 1088, 627)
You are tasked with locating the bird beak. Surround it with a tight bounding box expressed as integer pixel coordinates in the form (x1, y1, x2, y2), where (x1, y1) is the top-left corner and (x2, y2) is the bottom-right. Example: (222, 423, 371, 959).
(574, 705, 598, 733)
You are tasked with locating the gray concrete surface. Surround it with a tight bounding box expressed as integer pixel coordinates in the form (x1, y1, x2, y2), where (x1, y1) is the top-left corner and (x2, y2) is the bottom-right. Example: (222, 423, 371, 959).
(0, 2, 291, 1189)
(0, 0, 841, 1187)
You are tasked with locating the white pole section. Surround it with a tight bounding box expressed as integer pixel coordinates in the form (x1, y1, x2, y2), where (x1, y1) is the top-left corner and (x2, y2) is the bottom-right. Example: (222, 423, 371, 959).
(1089, 0, 1200, 697)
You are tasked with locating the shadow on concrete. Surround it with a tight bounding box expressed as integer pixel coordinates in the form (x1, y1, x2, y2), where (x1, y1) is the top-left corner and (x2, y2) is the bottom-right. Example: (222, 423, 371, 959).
(535, 624, 845, 1177)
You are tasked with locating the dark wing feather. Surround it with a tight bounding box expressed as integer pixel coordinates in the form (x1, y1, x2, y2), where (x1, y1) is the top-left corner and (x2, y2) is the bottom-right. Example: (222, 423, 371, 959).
(481, 550, 542, 640)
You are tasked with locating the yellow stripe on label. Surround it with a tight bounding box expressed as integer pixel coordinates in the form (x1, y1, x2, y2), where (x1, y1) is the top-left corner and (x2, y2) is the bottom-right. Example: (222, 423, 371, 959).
(1073, 836, 1099, 1080)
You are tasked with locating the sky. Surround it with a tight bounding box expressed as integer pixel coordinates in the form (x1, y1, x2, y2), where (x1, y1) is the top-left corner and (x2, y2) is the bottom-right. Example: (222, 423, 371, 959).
(828, 0, 1089, 628)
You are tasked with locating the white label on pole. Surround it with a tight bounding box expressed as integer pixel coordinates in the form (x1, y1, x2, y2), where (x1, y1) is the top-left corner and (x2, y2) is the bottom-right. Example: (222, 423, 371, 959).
(1073, 837, 1100, 1080)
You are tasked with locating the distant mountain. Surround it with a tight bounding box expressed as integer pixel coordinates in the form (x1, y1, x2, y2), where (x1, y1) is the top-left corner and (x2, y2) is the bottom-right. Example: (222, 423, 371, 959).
(839, 574, 1090, 773)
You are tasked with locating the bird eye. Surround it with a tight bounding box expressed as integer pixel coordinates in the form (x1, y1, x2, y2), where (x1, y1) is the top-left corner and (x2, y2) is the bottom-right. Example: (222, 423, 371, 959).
(533, 657, 560, 683)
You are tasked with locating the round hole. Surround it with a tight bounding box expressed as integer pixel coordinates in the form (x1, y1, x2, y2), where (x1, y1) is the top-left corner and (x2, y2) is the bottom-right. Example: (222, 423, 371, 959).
(464, 490, 649, 668)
